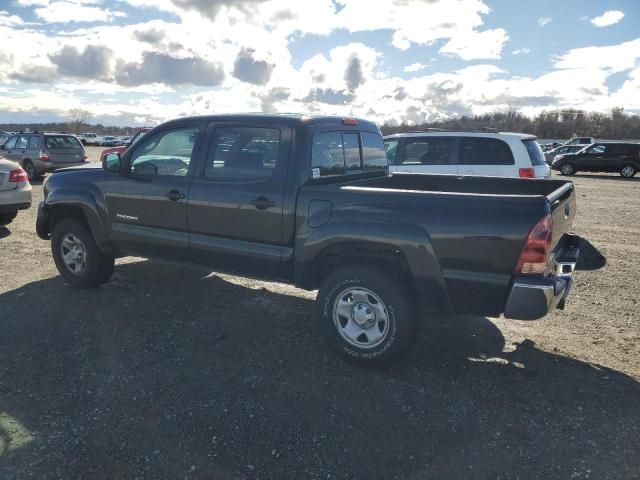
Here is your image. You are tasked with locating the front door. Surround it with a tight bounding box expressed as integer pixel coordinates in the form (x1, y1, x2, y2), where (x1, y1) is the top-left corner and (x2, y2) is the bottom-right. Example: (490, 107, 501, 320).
(105, 125, 202, 261)
(187, 124, 291, 279)
(579, 144, 608, 171)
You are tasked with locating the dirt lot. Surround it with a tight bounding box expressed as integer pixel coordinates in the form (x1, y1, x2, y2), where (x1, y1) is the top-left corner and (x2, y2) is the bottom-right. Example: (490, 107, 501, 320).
(0, 157, 638, 479)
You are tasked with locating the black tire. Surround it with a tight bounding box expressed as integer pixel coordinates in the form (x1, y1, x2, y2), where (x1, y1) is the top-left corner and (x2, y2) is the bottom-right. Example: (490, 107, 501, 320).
(316, 266, 419, 367)
(0, 211, 18, 226)
(23, 160, 40, 182)
(560, 163, 576, 176)
(51, 219, 114, 288)
(620, 164, 637, 178)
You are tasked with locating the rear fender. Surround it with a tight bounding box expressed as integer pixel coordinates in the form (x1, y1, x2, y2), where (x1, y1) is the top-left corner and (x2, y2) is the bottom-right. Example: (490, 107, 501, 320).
(295, 220, 451, 313)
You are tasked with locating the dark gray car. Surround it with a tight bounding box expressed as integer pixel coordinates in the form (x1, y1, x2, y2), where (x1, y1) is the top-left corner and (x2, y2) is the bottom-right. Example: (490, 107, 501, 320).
(0, 133, 88, 181)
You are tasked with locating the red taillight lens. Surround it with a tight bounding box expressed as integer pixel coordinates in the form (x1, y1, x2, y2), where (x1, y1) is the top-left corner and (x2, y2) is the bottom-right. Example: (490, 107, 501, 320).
(515, 214, 553, 275)
(8, 168, 28, 183)
(39, 150, 50, 161)
(519, 167, 535, 178)
(83, 154, 88, 161)
(342, 117, 358, 125)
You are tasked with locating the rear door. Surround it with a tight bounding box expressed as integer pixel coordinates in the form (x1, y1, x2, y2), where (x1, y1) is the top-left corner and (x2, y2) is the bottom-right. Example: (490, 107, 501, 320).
(105, 124, 202, 261)
(390, 136, 458, 175)
(187, 123, 291, 279)
(457, 137, 515, 176)
(43, 135, 85, 165)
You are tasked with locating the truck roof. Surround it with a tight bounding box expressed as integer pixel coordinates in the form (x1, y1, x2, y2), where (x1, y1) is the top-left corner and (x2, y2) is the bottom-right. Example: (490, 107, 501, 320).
(161, 113, 380, 132)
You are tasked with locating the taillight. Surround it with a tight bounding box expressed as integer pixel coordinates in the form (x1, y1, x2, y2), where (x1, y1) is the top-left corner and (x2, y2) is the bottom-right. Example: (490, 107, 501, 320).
(519, 167, 535, 178)
(8, 168, 28, 183)
(83, 153, 88, 161)
(515, 214, 553, 275)
(342, 117, 358, 125)
(39, 150, 50, 161)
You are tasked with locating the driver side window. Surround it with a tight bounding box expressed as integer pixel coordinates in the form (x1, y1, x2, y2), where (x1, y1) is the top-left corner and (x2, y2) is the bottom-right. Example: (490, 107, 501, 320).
(130, 127, 199, 177)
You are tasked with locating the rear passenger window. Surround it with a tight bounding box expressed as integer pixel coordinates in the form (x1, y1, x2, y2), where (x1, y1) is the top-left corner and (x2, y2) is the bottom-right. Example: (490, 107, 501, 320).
(362, 132, 388, 171)
(16, 136, 28, 149)
(402, 138, 453, 165)
(205, 126, 280, 181)
(29, 136, 41, 149)
(343, 132, 361, 172)
(45, 136, 82, 149)
(460, 138, 514, 165)
(312, 131, 387, 178)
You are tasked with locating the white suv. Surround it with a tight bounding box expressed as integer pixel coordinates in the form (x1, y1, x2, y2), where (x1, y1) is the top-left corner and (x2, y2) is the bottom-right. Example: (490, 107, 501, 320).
(384, 131, 550, 178)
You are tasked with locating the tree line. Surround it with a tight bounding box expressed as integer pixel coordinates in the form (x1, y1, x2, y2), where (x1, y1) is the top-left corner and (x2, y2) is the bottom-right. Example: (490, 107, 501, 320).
(381, 108, 640, 140)
(2, 107, 640, 141)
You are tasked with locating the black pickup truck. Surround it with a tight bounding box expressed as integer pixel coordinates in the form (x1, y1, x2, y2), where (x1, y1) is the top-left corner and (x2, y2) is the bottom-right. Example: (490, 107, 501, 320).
(36, 114, 580, 366)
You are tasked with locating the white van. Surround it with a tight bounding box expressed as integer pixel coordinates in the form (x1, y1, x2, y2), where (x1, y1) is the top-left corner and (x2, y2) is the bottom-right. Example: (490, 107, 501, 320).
(384, 131, 551, 178)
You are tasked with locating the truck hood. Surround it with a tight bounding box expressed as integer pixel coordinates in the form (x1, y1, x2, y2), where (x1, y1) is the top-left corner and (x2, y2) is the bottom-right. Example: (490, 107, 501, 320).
(53, 162, 103, 173)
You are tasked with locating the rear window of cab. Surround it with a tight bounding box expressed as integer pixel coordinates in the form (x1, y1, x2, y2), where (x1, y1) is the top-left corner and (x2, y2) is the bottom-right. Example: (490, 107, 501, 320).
(311, 131, 387, 178)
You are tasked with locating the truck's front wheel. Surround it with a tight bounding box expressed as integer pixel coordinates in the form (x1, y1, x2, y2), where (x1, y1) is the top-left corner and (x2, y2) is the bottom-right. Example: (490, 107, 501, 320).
(316, 267, 419, 367)
(51, 219, 114, 288)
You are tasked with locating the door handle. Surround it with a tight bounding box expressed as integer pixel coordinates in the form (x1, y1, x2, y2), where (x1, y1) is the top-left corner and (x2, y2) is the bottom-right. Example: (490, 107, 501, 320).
(250, 197, 276, 210)
(165, 189, 185, 201)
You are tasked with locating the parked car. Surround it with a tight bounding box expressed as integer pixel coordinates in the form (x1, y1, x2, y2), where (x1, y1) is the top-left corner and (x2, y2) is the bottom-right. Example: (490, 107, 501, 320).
(78, 132, 104, 146)
(383, 131, 550, 178)
(36, 114, 580, 366)
(0, 131, 11, 147)
(552, 142, 640, 178)
(563, 136, 595, 147)
(544, 144, 589, 165)
(0, 132, 88, 181)
(99, 128, 151, 162)
(0, 158, 31, 226)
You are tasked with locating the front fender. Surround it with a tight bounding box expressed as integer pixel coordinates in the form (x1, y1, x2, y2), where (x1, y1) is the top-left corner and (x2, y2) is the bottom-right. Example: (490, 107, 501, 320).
(295, 219, 451, 312)
(45, 189, 111, 253)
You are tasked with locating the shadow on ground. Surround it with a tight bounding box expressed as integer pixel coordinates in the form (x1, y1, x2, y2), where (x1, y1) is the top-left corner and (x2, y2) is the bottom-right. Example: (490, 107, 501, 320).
(0, 260, 638, 479)
(576, 237, 607, 271)
(572, 173, 639, 182)
(0, 227, 9, 239)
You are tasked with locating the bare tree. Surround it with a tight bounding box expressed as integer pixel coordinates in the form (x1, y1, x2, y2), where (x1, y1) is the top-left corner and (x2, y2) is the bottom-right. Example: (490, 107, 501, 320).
(68, 108, 91, 135)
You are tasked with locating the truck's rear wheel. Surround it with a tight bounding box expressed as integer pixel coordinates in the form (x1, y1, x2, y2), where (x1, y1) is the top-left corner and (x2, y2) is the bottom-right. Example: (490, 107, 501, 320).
(51, 219, 114, 288)
(316, 267, 418, 367)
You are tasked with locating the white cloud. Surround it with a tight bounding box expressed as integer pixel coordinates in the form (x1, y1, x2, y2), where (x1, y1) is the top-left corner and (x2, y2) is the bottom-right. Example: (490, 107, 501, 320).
(404, 63, 427, 73)
(554, 38, 640, 73)
(34, 1, 127, 23)
(512, 48, 531, 55)
(0, 10, 24, 26)
(440, 28, 509, 61)
(590, 10, 624, 27)
(538, 16, 552, 27)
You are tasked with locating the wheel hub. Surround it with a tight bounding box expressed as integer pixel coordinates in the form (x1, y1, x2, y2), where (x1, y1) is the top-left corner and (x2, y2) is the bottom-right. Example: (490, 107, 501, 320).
(352, 302, 376, 328)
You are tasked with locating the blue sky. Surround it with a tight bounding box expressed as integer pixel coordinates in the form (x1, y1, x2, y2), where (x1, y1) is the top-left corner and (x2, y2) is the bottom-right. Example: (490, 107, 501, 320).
(0, 0, 638, 126)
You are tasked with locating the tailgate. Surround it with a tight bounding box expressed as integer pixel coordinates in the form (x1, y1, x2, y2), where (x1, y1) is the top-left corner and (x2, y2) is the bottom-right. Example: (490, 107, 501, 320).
(548, 182, 576, 248)
(44, 135, 85, 164)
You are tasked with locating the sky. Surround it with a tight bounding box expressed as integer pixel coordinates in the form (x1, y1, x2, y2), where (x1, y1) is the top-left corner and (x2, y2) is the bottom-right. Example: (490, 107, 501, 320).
(0, 0, 639, 127)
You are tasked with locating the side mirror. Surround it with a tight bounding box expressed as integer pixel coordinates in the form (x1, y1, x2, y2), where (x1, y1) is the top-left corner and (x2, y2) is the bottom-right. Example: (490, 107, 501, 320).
(103, 153, 121, 173)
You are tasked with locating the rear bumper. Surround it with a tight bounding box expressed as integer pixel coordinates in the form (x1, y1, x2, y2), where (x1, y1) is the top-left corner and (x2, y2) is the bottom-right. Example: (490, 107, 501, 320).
(0, 185, 32, 213)
(504, 234, 580, 320)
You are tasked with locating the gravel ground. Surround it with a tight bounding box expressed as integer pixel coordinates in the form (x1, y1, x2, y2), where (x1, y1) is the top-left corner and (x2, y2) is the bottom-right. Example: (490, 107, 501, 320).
(0, 152, 638, 479)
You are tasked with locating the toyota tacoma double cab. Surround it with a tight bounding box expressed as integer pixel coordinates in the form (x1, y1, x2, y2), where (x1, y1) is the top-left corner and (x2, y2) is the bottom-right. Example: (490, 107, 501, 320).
(36, 114, 580, 366)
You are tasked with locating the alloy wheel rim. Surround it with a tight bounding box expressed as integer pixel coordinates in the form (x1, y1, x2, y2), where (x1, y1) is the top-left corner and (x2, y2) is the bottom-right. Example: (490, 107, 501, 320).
(60, 233, 87, 276)
(332, 287, 389, 349)
(561, 164, 573, 174)
(621, 166, 634, 177)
